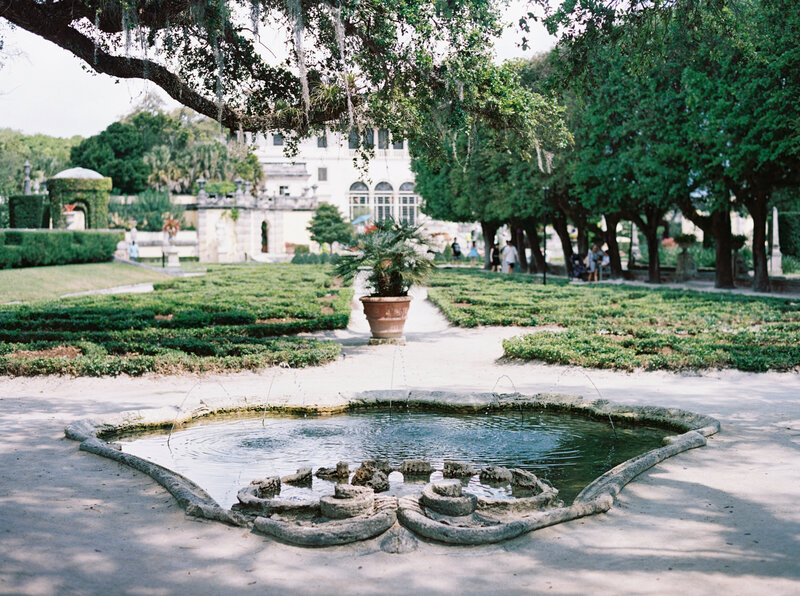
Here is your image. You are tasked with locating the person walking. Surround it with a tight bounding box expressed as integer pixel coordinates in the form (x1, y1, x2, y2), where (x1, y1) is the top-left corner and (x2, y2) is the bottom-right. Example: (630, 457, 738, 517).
(128, 240, 139, 262)
(490, 242, 501, 272)
(501, 239, 519, 274)
(451, 238, 462, 263)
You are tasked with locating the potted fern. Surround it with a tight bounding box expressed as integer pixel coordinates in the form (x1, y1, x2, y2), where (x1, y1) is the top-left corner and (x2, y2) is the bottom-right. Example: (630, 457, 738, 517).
(336, 220, 435, 340)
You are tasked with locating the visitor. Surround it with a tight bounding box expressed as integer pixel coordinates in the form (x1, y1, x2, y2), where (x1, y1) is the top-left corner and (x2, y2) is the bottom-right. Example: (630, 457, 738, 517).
(490, 242, 501, 272)
(502, 239, 519, 274)
(451, 238, 462, 263)
(467, 241, 480, 265)
(586, 244, 603, 282)
(128, 240, 139, 262)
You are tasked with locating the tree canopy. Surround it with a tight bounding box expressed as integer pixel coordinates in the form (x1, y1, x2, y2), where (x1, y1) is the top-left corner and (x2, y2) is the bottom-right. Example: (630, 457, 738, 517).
(2, 0, 522, 146)
(71, 101, 263, 194)
(307, 202, 352, 251)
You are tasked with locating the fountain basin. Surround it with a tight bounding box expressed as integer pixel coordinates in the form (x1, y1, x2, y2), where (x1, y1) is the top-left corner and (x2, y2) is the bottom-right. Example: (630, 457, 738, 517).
(64, 390, 720, 548)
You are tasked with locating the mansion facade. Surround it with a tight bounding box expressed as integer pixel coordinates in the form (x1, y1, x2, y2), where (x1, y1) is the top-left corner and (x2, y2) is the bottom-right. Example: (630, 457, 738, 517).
(252, 129, 464, 253)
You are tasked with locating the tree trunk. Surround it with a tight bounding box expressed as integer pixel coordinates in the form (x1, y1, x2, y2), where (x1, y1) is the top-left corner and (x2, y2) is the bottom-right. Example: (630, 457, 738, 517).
(644, 226, 661, 283)
(552, 210, 574, 276)
(523, 221, 546, 274)
(480, 221, 498, 270)
(746, 194, 771, 292)
(603, 213, 623, 278)
(629, 214, 662, 284)
(510, 220, 528, 273)
(577, 226, 589, 257)
(710, 207, 734, 289)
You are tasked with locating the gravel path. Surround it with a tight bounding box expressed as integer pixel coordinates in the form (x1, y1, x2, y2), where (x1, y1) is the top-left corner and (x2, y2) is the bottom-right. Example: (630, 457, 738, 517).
(1, 281, 798, 595)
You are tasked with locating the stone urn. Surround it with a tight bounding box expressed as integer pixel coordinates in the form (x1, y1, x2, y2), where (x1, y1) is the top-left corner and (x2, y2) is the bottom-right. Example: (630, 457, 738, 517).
(360, 296, 413, 340)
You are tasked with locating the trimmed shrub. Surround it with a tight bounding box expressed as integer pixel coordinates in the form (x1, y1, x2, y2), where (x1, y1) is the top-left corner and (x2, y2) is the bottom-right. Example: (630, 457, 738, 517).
(0, 264, 350, 376)
(9, 195, 50, 228)
(48, 177, 112, 229)
(0, 230, 122, 269)
(779, 212, 800, 258)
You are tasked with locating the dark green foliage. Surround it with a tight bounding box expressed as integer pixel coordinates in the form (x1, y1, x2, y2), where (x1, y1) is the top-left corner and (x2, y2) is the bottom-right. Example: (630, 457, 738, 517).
(0, 230, 122, 269)
(428, 269, 800, 372)
(780, 213, 800, 258)
(0, 264, 351, 376)
(108, 190, 185, 232)
(8, 195, 49, 228)
(70, 112, 173, 194)
(291, 253, 340, 265)
(307, 203, 353, 251)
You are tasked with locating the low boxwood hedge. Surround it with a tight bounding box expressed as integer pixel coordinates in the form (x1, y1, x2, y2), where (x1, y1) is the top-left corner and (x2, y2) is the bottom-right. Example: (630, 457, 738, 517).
(0, 264, 352, 376)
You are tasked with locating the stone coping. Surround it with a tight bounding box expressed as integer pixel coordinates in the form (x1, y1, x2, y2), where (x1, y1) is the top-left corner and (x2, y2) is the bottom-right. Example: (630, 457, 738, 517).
(64, 390, 720, 548)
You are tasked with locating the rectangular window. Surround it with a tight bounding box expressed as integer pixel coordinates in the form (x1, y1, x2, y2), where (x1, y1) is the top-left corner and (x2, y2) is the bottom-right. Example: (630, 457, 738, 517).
(375, 195, 394, 222)
(349, 195, 369, 220)
(362, 128, 374, 148)
(378, 129, 390, 149)
(318, 167, 327, 181)
(273, 133, 284, 146)
(279, 185, 289, 196)
(348, 130, 359, 149)
(399, 195, 417, 225)
(393, 138, 404, 150)
(317, 135, 327, 148)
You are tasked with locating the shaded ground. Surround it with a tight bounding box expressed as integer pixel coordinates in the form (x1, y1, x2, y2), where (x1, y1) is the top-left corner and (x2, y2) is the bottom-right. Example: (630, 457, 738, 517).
(0, 280, 798, 595)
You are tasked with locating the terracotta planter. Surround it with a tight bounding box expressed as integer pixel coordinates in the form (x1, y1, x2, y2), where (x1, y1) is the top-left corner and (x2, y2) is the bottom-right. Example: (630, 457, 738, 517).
(360, 296, 412, 339)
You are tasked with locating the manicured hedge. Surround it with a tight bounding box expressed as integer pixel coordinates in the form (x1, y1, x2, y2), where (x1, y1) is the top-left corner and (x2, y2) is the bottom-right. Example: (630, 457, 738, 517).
(48, 177, 111, 229)
(428, 268, 800, 372)
(0, 264, 352, 376)
(779, 213, 800, 258)
(8, 195, 50, 228)
(0, 230, 122, 269)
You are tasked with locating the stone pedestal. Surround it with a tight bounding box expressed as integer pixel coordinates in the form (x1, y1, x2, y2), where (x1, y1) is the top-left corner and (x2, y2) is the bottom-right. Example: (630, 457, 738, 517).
(165, 245, 180, 268)
(675, 248, 697, 282)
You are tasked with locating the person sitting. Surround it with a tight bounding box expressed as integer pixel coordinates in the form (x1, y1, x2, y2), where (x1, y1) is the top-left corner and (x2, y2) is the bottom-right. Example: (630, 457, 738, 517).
(570, 253, 588, 281)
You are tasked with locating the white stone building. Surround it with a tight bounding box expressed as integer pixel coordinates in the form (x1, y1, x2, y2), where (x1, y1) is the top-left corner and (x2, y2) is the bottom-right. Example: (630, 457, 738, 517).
(251, 129, 467, 255)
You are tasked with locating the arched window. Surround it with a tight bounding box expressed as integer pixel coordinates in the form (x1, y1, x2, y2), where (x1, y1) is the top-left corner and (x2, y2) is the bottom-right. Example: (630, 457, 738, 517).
(399, 182, 418, 225)
(349, 181, 369, 221)
(374, 182, 394, 222)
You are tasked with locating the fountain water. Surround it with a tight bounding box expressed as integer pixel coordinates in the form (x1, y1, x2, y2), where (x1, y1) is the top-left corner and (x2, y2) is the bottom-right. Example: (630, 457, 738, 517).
(167, 380, 231, 450)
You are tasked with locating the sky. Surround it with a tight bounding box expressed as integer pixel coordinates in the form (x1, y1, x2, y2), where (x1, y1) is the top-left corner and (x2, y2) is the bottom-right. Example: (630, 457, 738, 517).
(0, 4, 557, 139)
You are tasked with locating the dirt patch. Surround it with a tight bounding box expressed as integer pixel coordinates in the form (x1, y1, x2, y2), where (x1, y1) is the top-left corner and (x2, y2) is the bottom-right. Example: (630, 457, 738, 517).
(10, 345, 81, 359)
(321, 306, 335, 315)
(452, 302, 473, 308)
(319, 294, 336, 302)
(155, 314, 174, 321)
(256, 318, 301, 325)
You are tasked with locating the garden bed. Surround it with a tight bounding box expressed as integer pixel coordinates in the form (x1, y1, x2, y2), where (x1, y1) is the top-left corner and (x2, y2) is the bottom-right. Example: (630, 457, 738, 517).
(427, 269, 800, 372)
(0, 264, 352, 376)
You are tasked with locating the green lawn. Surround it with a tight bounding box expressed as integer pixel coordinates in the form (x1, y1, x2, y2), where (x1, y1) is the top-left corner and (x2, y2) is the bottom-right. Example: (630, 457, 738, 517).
(0, 262, 171, 303)
(0, 264, 352, 376)
(428, 269, 800, 372)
